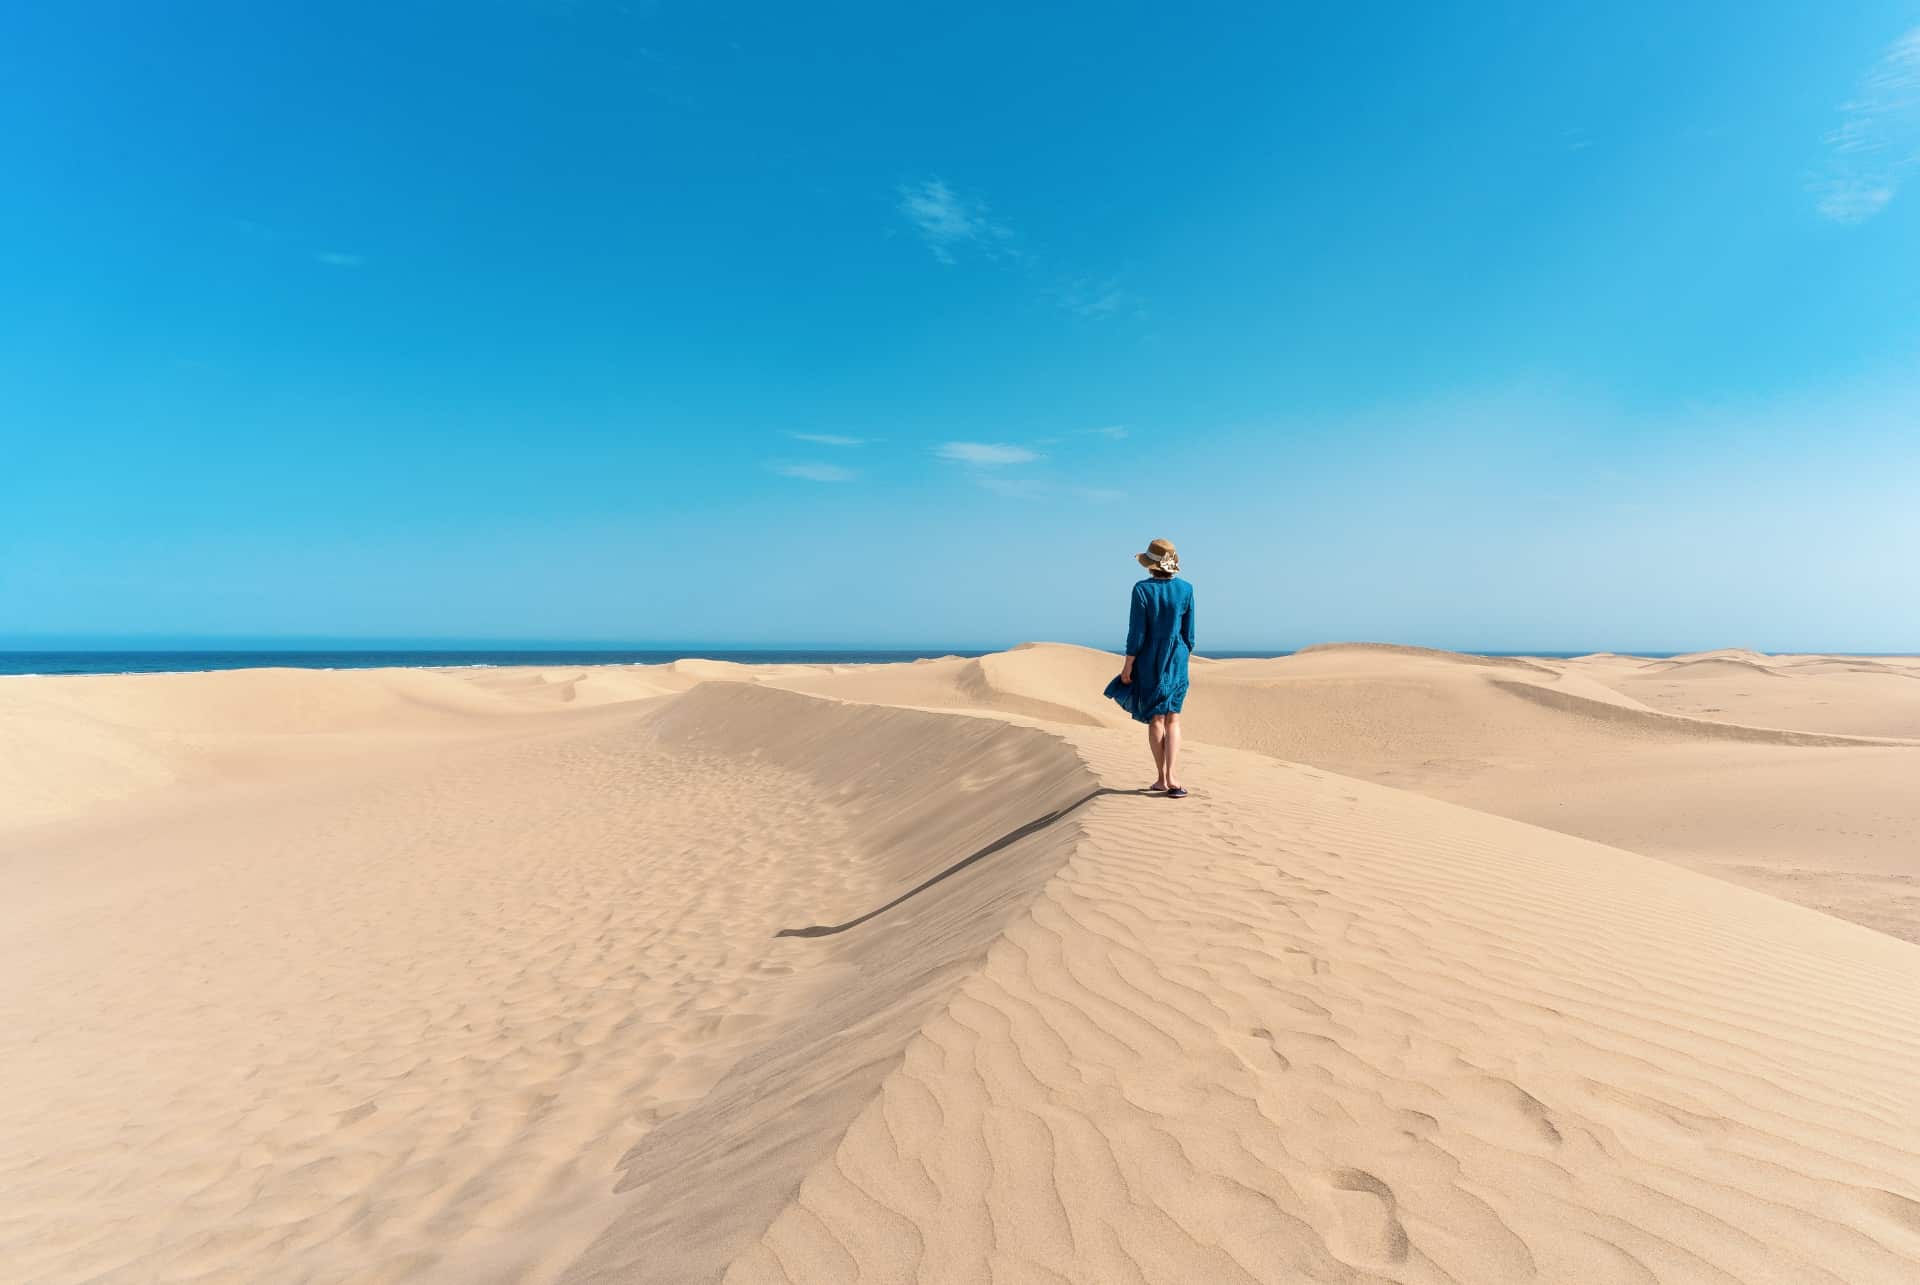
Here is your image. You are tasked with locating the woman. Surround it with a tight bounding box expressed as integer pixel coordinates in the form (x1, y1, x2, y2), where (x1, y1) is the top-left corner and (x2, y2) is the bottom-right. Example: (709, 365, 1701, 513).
(1103, 538, 1195, 797)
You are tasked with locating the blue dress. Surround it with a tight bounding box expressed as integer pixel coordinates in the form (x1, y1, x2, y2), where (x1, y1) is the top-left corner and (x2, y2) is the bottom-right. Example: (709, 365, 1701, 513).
(1103, 576, 1195, 722)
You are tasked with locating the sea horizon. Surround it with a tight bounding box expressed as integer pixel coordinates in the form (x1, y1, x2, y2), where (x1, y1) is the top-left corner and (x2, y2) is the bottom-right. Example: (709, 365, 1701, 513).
(7, 643, 1908, 678)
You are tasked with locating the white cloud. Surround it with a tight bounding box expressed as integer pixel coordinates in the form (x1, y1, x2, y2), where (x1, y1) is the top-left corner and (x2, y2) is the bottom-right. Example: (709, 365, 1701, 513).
(1086, 425, 1128, 439)
(932, 439, 1119, 501)
(316, 251, 365, 267)
(1816, 181, 1895, 223)
(897, 178, 1012, 264)
(1815, 27, 1920, 223)
(935, 442, 1039, 466)
(787, 432, 864, 447)
(1560, 127, 1596, 153)
(774, 462, 855, 483)
(1051, 276, 1131, 318)
(893, 180, 1143, 320)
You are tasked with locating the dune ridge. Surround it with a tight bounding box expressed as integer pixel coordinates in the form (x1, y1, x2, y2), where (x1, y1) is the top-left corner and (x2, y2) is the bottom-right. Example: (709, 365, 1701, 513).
(1638, 656, 1785, 677)
(0, 665, 690, 831)
(1484, 677, 1907, 746)
(4, 649, 1919, 1282)
(0, 683, 1093, 1283)
(556, 685, 1101, 1285)
(724, 727, 1920, 1284)
(754, 644, 1920, 942)
(1291, 640, 1563, 675)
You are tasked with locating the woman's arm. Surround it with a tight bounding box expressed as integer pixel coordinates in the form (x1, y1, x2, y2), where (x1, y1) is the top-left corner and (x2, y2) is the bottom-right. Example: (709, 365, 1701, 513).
(1182, 590, 1195, 652)
(1121, 585, 1147, 682)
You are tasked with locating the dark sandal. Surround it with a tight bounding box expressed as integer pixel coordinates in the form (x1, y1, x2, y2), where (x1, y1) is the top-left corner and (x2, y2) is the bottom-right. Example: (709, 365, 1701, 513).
(1166, 787, 1189, 798)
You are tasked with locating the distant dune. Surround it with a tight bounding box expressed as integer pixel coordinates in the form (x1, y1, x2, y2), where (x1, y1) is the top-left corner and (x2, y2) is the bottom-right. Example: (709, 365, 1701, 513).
(1637, 656, 1785, 677)
(1291, 639, 1563, 673)
(3, 646, 1918, 1282)
(767, 643, 1920, 943)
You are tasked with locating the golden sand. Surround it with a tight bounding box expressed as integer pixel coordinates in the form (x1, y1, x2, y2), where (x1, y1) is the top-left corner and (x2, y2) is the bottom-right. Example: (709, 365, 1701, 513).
(3, 646, 1917, 1282)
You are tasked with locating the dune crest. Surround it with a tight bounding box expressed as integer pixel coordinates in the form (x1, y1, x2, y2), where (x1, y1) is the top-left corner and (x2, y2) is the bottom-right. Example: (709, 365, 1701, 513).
(4, 652, 1918, 1283)
(0, 682, 1095, 1283)
(770, 643, 1920, 942)
(1639, 656, 1784, 677)
(1485, 676, 1899, 745)
(1292, 640, 1562, 674)
(725, 728, 1920, 1284)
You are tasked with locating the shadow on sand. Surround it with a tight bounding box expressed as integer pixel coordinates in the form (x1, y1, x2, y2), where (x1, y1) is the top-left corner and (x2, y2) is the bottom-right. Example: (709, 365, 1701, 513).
(774, 787, 1154, 939)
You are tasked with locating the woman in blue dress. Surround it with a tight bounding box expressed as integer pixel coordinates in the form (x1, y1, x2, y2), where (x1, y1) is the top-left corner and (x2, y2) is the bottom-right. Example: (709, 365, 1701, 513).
(1103, 538, 1195, 797)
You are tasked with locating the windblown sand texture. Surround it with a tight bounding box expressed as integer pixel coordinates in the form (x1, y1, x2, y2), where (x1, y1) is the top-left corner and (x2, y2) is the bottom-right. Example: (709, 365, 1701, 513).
(3, 645, 1917, 1282)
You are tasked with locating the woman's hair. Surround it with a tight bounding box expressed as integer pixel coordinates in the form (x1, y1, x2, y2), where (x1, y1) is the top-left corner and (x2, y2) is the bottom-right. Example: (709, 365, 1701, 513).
(1148, 569, 1173, 579)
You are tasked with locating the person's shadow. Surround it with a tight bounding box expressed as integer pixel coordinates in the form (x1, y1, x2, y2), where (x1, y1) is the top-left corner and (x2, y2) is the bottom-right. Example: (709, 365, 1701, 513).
(774, 787, 1155, 939)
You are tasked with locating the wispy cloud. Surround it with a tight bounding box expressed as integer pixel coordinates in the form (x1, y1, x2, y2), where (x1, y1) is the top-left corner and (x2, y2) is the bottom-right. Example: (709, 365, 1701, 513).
(934, 442, 1039, 466)
(1818, 179, 1896, 224)
(315, 251, 366, 267)
(1086, 425, 1128, 439)
(1815, 27, 1920, 223)
(1049, 276, 1139, 320)
(893, 178, 1143, 316)
(933, 439, 1120, 501)
(896, 178, 1012, 264)
(786, 432, 865, 447)
(773, 462, 855, 483)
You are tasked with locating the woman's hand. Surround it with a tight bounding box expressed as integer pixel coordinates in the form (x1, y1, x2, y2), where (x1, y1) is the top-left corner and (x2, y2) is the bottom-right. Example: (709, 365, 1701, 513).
(1119, 657, 1135, 685)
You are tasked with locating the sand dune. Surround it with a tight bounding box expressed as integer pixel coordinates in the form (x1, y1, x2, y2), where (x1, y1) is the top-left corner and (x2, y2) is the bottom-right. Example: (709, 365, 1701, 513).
(1581, 650, 1920, 740)
(764, 644, 1920, 942)
(1638, 656, 1784, 677)
(1291, 640, 1563, 674)
(725, 727, 1920, 1284)
(1, 682, 1092, 1283)
(0, 665, 689, 830)
(3, 647, 1917, 1282)
(767, 645, 1129, 730)
(557, 687, 1100, 1284)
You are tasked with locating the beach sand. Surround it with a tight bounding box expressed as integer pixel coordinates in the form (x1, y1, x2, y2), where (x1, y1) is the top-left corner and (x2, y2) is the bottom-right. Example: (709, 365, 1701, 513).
(3, 646, 1917, 1282)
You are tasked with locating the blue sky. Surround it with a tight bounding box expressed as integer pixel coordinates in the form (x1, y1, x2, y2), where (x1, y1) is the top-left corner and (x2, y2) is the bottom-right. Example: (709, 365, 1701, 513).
(4, 2, 1918, 651)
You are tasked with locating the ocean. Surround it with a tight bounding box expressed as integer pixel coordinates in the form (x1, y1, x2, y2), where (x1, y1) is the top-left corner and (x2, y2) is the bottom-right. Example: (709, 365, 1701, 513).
(0, 648, 1015, 677)
(0, 647, 1681, 677)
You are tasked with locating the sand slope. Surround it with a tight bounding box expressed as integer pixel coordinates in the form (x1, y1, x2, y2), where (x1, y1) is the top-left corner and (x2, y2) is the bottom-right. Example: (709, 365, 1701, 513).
(0, 665, 692, 831)
(760, 643, 1920, 942)
(4, 651, 1918, 1283)
(726, 729, 1920, 1284)
(0, 682, 1090, 1283)
(1580, 649, 1920, 740)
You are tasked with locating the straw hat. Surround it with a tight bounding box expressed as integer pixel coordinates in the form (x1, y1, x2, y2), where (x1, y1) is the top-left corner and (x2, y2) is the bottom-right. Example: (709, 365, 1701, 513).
(1136, 538, 1180, 574)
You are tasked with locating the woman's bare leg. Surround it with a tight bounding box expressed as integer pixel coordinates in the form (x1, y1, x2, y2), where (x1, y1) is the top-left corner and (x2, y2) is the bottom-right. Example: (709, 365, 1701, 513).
(1163, 713, 1183, 792)
(1148, 715, 1168, 789)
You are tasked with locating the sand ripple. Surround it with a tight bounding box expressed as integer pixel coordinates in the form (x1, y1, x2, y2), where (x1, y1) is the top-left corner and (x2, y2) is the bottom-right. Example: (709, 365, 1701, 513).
(5, 658, 1918, 1283)
(725, 730, 1920, 1284)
